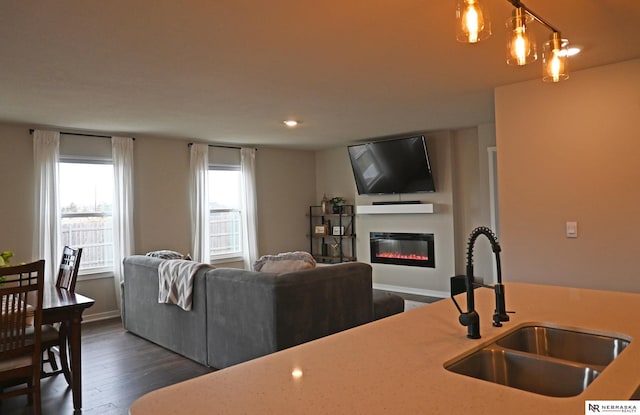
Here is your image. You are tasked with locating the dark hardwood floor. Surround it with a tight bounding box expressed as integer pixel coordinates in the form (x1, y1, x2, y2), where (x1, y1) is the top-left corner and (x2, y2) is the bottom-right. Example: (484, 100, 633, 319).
(1, 318, 214, 415)
(373, 289, 442, 304)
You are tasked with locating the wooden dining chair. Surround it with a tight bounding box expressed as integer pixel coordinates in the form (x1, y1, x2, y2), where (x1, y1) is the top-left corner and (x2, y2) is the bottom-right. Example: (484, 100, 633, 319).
(0, 260, 45, 415)
(41, 246, 82, 384)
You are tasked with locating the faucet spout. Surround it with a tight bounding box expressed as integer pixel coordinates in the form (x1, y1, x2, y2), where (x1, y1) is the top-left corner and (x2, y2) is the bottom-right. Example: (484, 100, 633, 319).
(451, 226, 511, 339)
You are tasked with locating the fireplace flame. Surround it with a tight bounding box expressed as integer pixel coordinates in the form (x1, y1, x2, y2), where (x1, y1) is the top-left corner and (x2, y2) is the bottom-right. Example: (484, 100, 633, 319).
(376, 252, 429, 261)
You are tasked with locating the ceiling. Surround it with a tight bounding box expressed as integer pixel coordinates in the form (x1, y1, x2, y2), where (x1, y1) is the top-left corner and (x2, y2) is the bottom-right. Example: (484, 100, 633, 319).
(1, 1, 639, 149)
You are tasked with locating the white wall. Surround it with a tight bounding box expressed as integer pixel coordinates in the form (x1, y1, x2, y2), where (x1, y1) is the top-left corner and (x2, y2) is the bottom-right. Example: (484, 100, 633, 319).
(496, 58, 640, 293)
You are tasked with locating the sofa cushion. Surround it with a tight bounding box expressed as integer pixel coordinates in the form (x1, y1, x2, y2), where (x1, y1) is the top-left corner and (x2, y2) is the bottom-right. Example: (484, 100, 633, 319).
(145, 250, 191, 260)
(253, 251, 316, 273)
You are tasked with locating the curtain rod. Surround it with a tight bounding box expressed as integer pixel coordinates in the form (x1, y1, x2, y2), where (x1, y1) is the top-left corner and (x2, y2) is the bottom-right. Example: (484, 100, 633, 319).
(29, 129, 136, 140)
(188, 143, 244, 150)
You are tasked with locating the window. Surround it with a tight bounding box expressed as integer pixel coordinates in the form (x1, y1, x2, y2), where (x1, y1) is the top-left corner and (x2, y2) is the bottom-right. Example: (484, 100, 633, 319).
(59, 161, 114, 273)
(208, 166, 243, 261)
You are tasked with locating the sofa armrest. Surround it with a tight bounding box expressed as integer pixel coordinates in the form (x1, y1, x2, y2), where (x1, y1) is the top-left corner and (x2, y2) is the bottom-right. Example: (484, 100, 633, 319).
(206, 262, 373, 369)
(122, 255, 209, 365)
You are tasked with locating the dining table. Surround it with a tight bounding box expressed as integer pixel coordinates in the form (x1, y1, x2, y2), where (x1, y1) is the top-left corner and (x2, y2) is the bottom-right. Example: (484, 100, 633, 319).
(42, 284, 95, 412)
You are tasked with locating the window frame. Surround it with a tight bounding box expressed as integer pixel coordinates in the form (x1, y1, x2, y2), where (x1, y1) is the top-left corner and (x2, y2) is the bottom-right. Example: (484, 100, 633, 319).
(208, 165, 244, 263)
(59, 157, 115, 276)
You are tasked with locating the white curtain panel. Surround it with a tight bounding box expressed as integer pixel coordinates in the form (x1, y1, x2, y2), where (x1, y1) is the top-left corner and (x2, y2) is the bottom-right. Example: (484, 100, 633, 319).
(240, 147, 258, 269)
(189, 144, 210, 263)
(112, 136, 135, 312)
(33, 130, 61, 285)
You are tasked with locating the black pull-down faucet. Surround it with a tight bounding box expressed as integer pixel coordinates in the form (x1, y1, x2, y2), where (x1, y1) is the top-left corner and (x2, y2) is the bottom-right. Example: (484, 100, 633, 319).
(451, 226, 512, 339)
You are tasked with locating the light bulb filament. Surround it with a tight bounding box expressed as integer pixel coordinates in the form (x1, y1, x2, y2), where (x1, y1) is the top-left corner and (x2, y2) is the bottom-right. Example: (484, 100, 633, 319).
(550, 52, 561, 82)
(514, 29, 528, 65)
(465, 5, 480, 43)
(456, 0, 490, 44)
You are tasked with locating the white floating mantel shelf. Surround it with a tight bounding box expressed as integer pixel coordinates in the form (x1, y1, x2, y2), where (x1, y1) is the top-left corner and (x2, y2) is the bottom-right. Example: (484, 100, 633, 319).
(356, 203, 434, 215)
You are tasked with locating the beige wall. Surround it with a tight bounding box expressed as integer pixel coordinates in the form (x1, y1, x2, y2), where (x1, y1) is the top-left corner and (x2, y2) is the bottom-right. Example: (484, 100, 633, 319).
(315, 147, 357, 206)
(134, 135, 192, 254)
(255, 147, 317, 255)
(496, 58, 640, 293)
(451, 126, 496, 281)
(0, 124, 34, 265)
(0, 125, 317, 319)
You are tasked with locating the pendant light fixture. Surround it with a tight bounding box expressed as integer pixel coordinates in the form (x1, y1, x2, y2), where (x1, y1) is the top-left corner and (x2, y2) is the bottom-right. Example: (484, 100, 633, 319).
(506, 7, 537, 66)
(456, 0, 491, 43)
(542, 32, 569, 82)
(457, 0, 572, 82)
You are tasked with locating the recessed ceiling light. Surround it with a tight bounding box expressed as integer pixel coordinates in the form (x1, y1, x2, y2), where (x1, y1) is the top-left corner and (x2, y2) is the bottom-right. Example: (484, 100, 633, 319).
(283, 120, 299, 127)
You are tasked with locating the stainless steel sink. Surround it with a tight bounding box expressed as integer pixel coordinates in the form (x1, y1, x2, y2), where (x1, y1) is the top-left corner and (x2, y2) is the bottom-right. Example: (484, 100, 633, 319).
(495, 326, 629, 367)
(447, 348, 600, 397)
(445, 325, 630, 397)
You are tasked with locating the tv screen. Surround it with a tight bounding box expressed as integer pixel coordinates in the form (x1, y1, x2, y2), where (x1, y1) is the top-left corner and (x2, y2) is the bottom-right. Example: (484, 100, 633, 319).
(347, 136, 435, 195)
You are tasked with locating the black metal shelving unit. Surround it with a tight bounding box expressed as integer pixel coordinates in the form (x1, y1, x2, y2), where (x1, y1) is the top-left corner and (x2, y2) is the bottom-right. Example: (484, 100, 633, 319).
(307, 204, 356, 264)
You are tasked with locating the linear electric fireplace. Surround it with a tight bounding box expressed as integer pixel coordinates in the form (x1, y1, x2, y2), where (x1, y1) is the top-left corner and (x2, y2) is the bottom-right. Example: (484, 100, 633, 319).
(370, 232, 435, 268)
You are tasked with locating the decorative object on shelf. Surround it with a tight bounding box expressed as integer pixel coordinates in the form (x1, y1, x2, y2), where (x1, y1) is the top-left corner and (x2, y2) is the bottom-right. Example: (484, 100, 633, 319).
(332, 226, 345, 236)
(328, 242, 340, 258)
(329, 197, 345, 213)
(321, 194, 329, 214)
(313, 224, 329, 236)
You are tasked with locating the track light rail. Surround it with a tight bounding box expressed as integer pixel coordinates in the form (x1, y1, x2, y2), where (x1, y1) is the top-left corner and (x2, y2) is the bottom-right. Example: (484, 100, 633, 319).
(507, 0, 560, 33)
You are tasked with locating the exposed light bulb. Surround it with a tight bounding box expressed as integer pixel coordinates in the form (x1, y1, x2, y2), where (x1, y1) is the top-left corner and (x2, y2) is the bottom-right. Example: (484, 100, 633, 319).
(513, 28, 528, 64)
(550, 53, 562, 81)
(506, 8, 537, 66)
(283, 120, 299, 127)
(465, 5, 480, 43)
(543, 32, 569, 82)
(456, 0, 491, 43)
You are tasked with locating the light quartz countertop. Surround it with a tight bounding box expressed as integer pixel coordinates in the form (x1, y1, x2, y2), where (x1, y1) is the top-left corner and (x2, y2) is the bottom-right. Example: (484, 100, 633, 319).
(129, 283, 640, 415)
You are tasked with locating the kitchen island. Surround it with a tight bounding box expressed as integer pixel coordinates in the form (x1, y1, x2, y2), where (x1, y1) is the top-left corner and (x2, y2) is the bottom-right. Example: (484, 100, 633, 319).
(129, 283, 640, 414)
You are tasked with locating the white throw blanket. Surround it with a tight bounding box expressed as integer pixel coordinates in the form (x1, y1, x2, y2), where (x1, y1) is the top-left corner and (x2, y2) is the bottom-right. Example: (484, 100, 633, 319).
(158, 260, 213, 311)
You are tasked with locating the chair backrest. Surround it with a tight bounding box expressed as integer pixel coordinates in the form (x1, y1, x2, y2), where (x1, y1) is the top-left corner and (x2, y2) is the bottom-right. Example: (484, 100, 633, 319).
(56, 246, 82, 292)
(0, 260, 45, 357)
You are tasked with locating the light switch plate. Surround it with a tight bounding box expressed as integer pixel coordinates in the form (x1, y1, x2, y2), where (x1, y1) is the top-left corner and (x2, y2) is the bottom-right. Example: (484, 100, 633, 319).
(566, 221, 578, 238)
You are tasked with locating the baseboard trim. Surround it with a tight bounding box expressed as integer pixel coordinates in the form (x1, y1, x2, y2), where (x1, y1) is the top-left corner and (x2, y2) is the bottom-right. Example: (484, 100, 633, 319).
(83, 310, 121, 323)
(372, 283, 449, 299)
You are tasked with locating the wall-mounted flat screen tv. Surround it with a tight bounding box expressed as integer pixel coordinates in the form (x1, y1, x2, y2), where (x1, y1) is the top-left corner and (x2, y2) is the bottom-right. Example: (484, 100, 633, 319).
(347, 135, 435, 195)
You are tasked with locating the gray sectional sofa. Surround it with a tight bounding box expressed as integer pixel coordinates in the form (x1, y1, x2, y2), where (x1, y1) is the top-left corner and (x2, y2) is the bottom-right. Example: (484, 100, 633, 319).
(122, 255, 402, 369)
